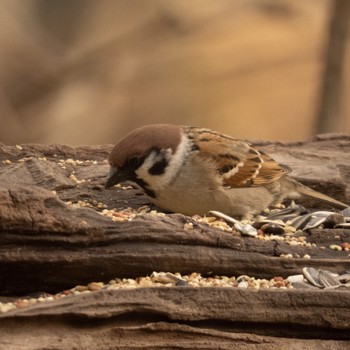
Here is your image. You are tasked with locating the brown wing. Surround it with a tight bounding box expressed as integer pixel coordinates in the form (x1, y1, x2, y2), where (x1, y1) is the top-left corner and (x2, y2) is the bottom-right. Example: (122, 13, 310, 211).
(186, 127, 290, 188)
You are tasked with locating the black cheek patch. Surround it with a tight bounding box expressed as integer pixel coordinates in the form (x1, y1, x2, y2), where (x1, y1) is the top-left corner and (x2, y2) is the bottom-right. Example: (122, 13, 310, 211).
(148, 158, 169, 175)
(132, 176, 156, 198)
(144, 187, 157, 198)
(138, 179, 156, 198)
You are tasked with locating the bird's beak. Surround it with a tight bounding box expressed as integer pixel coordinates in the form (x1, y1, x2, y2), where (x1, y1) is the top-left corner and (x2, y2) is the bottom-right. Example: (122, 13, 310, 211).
(105, 166, 130, 189)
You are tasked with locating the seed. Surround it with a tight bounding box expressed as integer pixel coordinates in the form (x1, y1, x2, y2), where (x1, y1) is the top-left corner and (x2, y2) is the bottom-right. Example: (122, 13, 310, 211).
(284, 225, 296, 234)
(287, 274, 304, 283)
(238, 281, 249, 288)
(275, 281, 285, 288)
(0, 303, 16, 313)
(280, 253, 293, 258)
(260, 224, 285, 235)
(329, 244, 342, 251)
(65, 158, 76, 165)
(341, 242, 350, 251)
(74, 285, 88, 292)
(87, 282, 104, 291)
(205, 216, 217, 223)
(15, 299, 29, 309)
(184, 222, 194, 230)
(139, 279, 154, 287)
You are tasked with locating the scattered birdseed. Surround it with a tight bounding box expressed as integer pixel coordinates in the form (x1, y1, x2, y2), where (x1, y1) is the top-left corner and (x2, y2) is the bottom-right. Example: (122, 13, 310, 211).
(100, 207, 160, 222)
(65, 199, 346, 252)
(65, 200, 154, 223)
(15, 145, 23, 150)
(301, 267, 350, 289)
(208, 210, 257, 236)
(149, 210, 166, 217)
(0, 272, 293, 314)
(69, 173, 87, 184)
(192, 215, 234, 234)
(0, 303, 16, 313)
(196, 209, 333, 248)
(17, 156, 34, 163)
(2, 160, 11, 165)
(101, 208, 135, 222)
(114, 183, 133, 190)
(66, 158, 82, 166)
(56, 159, 104, 173)
(280, 254, 293, 258)
(66, 200, 108, 210)
(59, 158, 85, 166)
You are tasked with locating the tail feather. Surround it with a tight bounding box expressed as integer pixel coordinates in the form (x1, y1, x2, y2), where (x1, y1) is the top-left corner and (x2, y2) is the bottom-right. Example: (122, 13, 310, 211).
(296, 182, 348, 210)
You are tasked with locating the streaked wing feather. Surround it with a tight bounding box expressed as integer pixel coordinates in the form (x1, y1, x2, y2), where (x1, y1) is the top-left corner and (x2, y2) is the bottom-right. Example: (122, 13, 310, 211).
(248, 151, 291, 186)
(186, 127, 289, 188)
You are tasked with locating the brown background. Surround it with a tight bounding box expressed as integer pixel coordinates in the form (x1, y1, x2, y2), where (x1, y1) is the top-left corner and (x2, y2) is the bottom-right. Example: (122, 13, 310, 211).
(0, 0, 349, 145)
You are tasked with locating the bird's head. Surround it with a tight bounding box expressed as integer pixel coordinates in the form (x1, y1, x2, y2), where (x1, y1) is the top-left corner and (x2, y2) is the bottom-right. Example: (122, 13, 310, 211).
(105, 124, 185, 197)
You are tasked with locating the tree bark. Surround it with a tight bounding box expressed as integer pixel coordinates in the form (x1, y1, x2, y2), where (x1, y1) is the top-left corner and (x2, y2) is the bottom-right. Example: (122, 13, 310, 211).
(315, 0, 350, 133)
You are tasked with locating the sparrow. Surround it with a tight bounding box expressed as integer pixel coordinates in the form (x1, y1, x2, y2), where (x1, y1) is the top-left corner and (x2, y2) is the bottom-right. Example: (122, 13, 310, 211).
(105, 124, 348, 219)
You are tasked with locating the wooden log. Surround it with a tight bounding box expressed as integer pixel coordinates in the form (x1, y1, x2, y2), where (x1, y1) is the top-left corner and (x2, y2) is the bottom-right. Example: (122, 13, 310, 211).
(0, 134, 350, 348)
(0, 288, 349, 349)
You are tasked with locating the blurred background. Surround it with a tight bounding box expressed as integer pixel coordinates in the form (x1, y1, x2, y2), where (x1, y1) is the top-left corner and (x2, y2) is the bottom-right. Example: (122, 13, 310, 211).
(0, 0, 349, 145)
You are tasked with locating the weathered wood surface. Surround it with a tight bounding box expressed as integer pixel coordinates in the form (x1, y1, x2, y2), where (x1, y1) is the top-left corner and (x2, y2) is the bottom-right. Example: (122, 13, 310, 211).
(0, 134, 350, 349)
(1, 288, 350, 349)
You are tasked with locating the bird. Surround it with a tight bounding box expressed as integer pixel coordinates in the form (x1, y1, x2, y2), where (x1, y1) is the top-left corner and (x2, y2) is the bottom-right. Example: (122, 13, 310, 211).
(105, 124, 348, 219)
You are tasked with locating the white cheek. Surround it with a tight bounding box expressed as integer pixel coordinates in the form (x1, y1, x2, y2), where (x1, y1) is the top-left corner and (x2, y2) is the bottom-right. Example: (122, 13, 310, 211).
(135, 134, 192, 191)
(135, 154, 160, 186)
